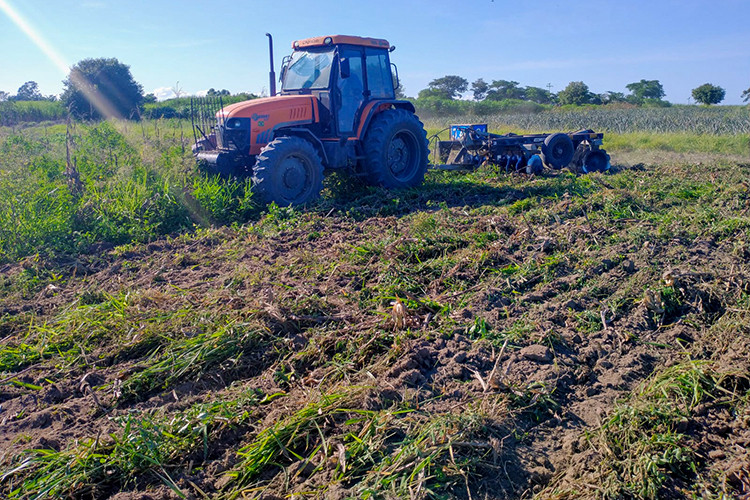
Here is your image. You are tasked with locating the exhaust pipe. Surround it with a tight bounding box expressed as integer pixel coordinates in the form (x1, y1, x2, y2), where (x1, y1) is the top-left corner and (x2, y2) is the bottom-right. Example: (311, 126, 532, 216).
(266, 33, 276, 96)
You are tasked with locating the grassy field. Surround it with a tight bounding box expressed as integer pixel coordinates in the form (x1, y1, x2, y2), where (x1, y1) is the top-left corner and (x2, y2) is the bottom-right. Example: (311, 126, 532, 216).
(0, 112, 749, 499)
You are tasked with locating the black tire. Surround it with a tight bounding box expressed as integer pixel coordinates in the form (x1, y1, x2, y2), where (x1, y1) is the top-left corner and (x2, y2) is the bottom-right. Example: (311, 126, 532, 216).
(582, 149, 610, 173)
(363, 109, 429, 188)
(252, 136, 324, 206)
(540, 133, 575, 169)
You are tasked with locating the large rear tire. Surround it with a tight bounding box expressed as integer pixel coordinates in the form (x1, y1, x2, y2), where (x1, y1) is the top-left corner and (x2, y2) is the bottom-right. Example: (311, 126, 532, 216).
(362, 109, 429, 188)
(252, 136, 324, 206)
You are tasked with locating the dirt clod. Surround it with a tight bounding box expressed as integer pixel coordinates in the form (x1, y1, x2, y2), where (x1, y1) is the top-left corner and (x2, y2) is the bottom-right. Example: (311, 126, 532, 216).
(519, 345, 553, 363)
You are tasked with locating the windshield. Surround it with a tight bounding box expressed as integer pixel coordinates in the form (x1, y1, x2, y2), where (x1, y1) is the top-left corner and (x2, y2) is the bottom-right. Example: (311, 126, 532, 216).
(282, 49, 334, 91)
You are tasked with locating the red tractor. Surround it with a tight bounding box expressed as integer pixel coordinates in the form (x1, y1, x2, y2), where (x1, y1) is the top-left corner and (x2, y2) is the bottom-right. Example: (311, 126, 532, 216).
(192, 34, 428, 206)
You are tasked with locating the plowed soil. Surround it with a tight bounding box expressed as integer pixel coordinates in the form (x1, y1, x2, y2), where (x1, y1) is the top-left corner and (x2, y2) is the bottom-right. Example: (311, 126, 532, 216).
(1, 151, 749, 499)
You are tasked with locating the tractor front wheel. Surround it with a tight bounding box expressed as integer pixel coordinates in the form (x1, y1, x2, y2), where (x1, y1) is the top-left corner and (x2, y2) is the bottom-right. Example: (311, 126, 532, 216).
(362, 109, 429, 188)
(252, 136, 324, 206)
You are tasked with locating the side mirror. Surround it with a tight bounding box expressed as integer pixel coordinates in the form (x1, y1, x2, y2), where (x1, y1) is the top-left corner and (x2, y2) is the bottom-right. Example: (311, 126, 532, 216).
(339, 57, 350, 79)
(279, 55, 291, 83)
(391, 63, 400, 91)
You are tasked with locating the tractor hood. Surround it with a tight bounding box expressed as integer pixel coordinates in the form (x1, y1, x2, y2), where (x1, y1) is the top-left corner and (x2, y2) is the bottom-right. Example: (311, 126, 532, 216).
(218, 95, 317, 155)
(218, 95, 315, 121)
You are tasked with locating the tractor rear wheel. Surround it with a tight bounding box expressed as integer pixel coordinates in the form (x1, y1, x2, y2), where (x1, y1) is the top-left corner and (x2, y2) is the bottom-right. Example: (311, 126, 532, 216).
(363, 109, 429, 188)
(541, 133, 575, 169)
(252, 136, 324, 206)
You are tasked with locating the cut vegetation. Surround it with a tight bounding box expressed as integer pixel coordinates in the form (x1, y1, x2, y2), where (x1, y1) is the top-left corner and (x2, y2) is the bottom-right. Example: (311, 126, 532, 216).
(0, 115, 749, 499)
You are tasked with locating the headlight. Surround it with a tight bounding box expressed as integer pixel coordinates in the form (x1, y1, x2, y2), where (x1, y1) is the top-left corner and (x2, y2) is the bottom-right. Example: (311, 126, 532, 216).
(226, 118, 244, 129)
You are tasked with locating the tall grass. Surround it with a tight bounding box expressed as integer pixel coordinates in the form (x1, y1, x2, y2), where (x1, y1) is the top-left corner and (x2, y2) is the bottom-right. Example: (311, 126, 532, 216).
(0, 101, 66, 126)
(191, 175, 257, 225)
(0, 129, 190, 261)
(0, 119, 260, 262)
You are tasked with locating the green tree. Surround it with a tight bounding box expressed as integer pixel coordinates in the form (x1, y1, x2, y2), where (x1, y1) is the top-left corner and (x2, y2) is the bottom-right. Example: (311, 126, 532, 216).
(557, 81, 596, 106)
(143, 93, 157, 104)
(207, 88, 231, 96)
(625, 79, 665, 102)
(417, 88, 445, 99)
(423, 75, 468, 100)
(600, 91, 627, 104)
(691, 83, 725, 105)
(62, 58, 144, 120)
(486, 80, 524, 101)
(394, 85, 407, 99)
(471, 78, 489, 100)
(0, 90, 8, 102)
(524, 86, 554, 104)
(12, 81, 43, 101)
(741, 87, 750, 103)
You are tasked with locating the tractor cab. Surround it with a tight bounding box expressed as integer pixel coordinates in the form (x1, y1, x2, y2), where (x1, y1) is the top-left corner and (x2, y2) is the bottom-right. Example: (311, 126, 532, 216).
(279, 35, 399, 137)
(191, 34, 427, 207)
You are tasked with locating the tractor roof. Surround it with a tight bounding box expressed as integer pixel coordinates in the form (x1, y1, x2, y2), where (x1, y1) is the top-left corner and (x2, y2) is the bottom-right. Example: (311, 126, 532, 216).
(292, 35, 390, 50)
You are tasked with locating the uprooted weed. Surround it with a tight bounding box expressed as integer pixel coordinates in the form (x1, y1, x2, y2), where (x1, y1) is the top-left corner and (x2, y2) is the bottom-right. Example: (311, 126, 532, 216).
(1, 386, 263, 499)
(226, 387, 506, 499)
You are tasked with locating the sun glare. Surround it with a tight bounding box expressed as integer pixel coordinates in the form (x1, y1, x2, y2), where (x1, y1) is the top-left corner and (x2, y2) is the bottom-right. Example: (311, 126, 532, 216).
(0, 0, 122, 118)
(0, 0, 69, 74)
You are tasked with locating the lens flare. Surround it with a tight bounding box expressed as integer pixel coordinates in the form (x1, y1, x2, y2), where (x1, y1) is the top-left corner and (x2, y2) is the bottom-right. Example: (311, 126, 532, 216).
(1, 0, 211, 226)
(0, 0, 121, 118)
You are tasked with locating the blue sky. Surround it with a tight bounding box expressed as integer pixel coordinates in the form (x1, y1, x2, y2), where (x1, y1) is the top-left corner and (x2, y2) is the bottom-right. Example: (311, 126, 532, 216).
(2, 0, 749, 104)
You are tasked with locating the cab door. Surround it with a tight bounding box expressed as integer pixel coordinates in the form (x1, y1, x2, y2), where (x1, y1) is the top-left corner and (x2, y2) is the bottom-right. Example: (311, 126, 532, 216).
(364, 47, 395, 99)
(335, 47, 365, 135)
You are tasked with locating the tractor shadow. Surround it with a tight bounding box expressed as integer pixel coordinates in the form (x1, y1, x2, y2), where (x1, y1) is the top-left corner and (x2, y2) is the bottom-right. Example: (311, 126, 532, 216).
(317, 168, 601, 220)
(316, 169, 531, 219)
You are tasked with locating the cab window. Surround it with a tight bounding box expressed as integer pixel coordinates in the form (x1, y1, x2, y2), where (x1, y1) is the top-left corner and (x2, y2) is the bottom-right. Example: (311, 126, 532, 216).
(365, 49, 393, 99)
(282, 49, 334, 91)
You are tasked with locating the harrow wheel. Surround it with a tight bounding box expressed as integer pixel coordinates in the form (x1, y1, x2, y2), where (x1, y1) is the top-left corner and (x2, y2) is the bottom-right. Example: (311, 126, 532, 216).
(541, 133, 575, 169)
(582, 149, 610, 173)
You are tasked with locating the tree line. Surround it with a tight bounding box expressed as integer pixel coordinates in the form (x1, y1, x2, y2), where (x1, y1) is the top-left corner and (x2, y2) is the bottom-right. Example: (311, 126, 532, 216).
(3, 58, 750, 125)
(0, 58, 252, 123)
(0, 81, 58, 103)
(418, 76, 748, 106)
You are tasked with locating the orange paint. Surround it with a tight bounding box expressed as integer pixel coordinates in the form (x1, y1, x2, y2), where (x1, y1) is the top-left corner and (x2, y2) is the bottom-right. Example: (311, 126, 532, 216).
(219, 95, 315, 155)
(293, 35, 390, 50)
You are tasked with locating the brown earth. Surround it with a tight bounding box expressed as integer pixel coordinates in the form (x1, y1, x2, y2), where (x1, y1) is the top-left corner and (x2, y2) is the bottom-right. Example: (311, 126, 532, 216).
(1, 152, 749, 499)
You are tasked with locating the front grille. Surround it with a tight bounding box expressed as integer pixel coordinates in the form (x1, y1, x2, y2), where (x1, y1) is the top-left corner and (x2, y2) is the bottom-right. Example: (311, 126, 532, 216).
(216, 125, 225, 149)
(224, 129, 251, 150)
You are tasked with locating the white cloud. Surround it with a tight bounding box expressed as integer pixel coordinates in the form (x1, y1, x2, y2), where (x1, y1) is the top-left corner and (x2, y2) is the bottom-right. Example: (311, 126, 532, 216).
(151, 87, 212, 100)
(151, 87, 176, 101)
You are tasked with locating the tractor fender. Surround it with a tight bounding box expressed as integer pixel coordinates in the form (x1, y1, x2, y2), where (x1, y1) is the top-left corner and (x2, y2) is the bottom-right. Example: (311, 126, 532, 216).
(355, 100, 417, 140)
(276, 127, 330, 166)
